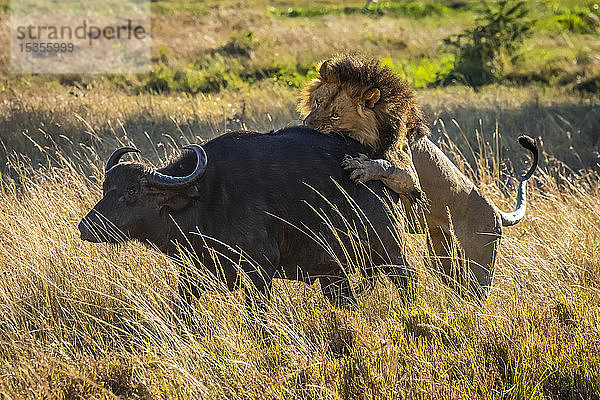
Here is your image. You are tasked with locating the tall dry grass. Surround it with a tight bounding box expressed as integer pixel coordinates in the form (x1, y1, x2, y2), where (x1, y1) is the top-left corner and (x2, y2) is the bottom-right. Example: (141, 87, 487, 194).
(0, 0, 598, 396)
(0, 116, 599, 398)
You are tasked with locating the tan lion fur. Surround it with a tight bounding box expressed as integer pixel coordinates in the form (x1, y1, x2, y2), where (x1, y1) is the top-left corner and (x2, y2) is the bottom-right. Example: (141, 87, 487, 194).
(298, 54, 533, 297)
(298, 54, 429, 158)
(298, 54, 426, 199)
(402, 137, 504, 296)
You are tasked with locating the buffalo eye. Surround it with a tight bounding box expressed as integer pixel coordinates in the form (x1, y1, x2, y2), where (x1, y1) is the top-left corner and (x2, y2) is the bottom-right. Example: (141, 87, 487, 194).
(125, 186, 137, 202)
(330, 113, 339, 120)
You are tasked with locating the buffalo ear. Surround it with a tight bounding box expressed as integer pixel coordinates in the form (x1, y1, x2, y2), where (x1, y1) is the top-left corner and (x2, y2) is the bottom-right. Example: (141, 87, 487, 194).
(152, 190, 191, 213)
(162, 186, 200, 212)
(319, 59, 333, 82)
(186, 185, 202, 199)
(165, 196, 191, 213)
(362, 88, 381, 108)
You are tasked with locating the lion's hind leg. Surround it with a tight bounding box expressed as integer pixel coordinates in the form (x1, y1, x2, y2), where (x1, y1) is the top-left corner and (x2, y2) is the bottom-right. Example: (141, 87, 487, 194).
(427, 222, 497, 300)
(453, 211, 501, 295)
(426, 194, 501, 299)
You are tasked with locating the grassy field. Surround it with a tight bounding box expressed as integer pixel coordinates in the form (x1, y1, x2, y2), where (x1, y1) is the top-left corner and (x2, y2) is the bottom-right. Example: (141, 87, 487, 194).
(1, 0, 600, 398)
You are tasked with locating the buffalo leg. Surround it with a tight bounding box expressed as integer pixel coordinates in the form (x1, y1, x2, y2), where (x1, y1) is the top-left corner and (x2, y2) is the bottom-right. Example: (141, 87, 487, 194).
(319, 273, 356, 309)
(175, 268, 201, 317)
(364, 263, 415, 301)
(245, 274, 272, 311)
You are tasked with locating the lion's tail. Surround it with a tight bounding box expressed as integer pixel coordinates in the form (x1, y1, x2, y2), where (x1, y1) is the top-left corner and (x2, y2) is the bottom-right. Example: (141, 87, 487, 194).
(498, 135, 538, 227)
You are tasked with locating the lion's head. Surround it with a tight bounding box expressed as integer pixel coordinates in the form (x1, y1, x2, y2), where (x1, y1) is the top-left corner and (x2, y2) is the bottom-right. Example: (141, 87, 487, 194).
(298, 54, 429, 157)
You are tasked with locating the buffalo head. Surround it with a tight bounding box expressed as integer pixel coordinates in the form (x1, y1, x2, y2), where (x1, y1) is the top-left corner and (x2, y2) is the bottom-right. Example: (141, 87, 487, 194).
(78, 145, 207, 247)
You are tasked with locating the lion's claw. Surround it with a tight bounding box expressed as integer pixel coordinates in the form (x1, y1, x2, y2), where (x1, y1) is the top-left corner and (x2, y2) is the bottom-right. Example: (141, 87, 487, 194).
(342, 153, 370, 171)
(349, 169, 368, 183)
(342, 154, 381, 184)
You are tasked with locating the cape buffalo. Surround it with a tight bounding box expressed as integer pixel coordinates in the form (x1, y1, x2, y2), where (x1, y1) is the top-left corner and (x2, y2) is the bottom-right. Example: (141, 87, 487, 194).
(78, 126, 408, 307)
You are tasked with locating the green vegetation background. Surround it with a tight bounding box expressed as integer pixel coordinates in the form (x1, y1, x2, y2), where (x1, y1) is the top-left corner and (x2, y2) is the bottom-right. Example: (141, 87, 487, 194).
(0, 0, 599, 172)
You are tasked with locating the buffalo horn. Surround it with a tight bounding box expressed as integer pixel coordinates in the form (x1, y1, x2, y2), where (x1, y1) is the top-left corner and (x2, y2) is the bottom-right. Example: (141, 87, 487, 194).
(146, 144, 208, 189)
(105, 147, 140, 172)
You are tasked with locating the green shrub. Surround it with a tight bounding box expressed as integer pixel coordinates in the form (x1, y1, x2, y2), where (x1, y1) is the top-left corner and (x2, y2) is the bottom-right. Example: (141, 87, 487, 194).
(182, 60, 241, 94)
(138, 57, 244, 95)
(381, 54, 455, 88)
(553, 4, 600, 34)
(157, 45, 170, 64)
(378, 1, 447, 18)
(216, 30, 260, 58)
(263, 59, 318, 88)
(271, 68, 306, 88)
(136, 56, 317, 95)
(269, 1, 447, 19)
(574, 74, 600, 94)
(140, 64, 177, 94)
(443, 0, 534, 88)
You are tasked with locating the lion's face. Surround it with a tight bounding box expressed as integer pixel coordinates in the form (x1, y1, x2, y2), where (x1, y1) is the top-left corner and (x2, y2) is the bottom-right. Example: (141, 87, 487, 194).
(298, 55, 428, 155)
(300, 81, 381, 149)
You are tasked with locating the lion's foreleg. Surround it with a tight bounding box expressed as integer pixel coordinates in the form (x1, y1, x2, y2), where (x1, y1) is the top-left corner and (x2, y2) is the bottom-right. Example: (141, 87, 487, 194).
(341, 153, 425, 205)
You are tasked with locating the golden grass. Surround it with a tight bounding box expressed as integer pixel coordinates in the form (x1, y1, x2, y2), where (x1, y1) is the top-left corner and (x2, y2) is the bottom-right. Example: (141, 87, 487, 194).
(0, 118, 599, 398)
(1, 2, 599, 397)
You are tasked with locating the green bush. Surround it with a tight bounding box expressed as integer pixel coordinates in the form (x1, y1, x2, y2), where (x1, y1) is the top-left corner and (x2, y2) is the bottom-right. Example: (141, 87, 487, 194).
(443, 0, 534, 87)
(381, 54, 455, 88)
(183, 60, 243, 93)
(273, 61, 318, 88)
(136, 56, 318, 95)
(216, 30, 260, 58)
(269, 1, 448, 19)
(553, 5, 600, 34)
(574, 74, 600, 94)
(138, 57, 244, 95)
(140, 64, 177, 94)
(379, 1, 447, 18)
(271, 67, 306, 88)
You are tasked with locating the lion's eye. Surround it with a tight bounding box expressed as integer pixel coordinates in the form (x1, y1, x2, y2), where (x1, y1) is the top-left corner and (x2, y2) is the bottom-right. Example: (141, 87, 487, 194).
(330, 113, 339, 120)
(312, 99, 319, 109)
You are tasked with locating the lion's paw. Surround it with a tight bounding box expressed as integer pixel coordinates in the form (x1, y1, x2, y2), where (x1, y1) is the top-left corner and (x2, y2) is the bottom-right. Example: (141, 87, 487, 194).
(341, 154, 382, 184)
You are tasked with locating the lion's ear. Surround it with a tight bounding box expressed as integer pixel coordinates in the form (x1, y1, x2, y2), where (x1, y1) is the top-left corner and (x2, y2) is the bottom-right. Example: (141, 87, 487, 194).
(319, 60, 333, 82)
(362, 88, 381, 108)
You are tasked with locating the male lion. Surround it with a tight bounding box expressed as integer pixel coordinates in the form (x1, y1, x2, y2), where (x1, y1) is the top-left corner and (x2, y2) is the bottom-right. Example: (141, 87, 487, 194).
(299, 54, 538, 298)
(300, 54, 426, 204)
